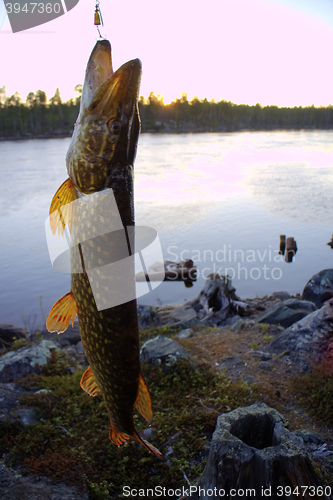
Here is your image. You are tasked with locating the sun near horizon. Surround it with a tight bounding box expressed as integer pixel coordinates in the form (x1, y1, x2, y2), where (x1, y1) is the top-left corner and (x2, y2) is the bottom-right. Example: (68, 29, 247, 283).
(0, 0, 332, 109)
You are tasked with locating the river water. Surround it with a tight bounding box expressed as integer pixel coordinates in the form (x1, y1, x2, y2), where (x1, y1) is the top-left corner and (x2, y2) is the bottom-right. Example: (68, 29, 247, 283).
(0, 130, 332, 328)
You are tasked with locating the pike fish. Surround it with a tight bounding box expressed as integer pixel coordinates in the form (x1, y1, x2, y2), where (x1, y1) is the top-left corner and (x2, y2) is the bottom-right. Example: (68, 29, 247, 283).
(46, 40, 162, 459)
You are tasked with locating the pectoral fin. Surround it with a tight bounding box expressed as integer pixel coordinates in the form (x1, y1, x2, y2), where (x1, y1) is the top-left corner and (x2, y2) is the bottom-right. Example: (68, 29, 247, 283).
(46, 291, 77, 333)
(134, 373, 153, 424)
(80, 366, 100, 396)
(50, 178, 75, 236)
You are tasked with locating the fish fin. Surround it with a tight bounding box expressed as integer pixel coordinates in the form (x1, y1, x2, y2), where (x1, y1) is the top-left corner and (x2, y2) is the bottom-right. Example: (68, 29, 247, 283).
(46, 291, 77, 333)
(134, 373, 153, 424)
(49, 178, 75, 236)
(80, 366, 100, 397)
(109, 426, 130, 446)
(133, 431, 162, 459)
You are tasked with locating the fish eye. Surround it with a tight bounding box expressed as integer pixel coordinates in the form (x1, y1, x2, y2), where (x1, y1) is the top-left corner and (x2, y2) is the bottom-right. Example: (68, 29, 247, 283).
(108, 119, 121, 135)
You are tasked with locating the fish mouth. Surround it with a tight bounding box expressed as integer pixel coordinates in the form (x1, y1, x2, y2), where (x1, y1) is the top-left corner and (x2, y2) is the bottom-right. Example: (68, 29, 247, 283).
(88, 59, 142, 120)
(81, 40, 142, 119)
(67, 40, 142, 188)
(80, 40, 114, 112)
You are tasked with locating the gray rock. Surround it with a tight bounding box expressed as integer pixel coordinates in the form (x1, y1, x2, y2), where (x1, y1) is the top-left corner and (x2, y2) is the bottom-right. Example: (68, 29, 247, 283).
(0, 383, 24, 423)
(295, 429, 324, 445)
(223, 315, 242, 327)
(63, 346, 77, 359)
(0, 324, 27, 348)
(256, 298, 317, 328)
(0, 340, 59, 382)
(231, 318, 255, 332)
(31, 322, 81, 347)
(271, 291, 291, 301)
(0, 383, 36, 426)
(75, 353, 88, 367)
(158, 304, 198, 327)
(260, 352, 272, 361)
(17, 408, 36, 425)
(56, 322, 81, 347)
(301, 269, 333, 308)
(137, 305, 161, 330)
(190, 404, 321, 499)
(66, 367, 77, 374)
(140, 335, 188, 366)
(178, 328, 193, 340)
(258, 360, 272, 371)
(270, 298, 333, 372)
(0, 461, 89, 499)
(76, 341, 85, 353)
(219, 356, 243, 371)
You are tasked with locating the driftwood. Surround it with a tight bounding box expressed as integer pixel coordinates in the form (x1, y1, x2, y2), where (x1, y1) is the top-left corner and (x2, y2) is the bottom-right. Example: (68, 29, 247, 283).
(186, 273, 238, 319)
(136, 259, 197, 283)
(158, 273, 249, 326)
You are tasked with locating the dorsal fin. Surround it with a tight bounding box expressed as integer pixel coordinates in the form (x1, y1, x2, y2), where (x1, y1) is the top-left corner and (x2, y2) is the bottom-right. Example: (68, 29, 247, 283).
(80, 366, 100, 396)
(49, 178, 75, 236)
(46, 291, 77, 334)
(134, 373, 153, 424)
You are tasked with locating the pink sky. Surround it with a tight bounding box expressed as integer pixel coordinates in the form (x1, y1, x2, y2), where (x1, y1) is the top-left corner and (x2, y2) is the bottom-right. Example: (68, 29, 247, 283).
(0, 0, 332, 106)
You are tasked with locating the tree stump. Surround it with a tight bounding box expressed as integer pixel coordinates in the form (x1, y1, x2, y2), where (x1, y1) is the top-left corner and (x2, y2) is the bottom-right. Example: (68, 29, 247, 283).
(189, 404, 326, 500)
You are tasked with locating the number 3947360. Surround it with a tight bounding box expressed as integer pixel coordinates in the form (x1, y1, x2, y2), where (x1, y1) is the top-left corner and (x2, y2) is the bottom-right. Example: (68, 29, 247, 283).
(5, 3, 61, 14)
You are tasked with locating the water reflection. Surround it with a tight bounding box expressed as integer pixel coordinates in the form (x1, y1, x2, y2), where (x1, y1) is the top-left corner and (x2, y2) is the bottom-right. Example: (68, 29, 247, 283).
(244, 131, 333, 224)
(1, 132, 333, 326)
(327, 236, 333, 249)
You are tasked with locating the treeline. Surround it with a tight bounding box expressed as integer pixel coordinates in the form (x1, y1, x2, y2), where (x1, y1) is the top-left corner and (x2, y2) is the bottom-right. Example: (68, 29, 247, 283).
(141, 93, 333, 132)
(0, 87, 80, 139)
(0, 86, 332, 139)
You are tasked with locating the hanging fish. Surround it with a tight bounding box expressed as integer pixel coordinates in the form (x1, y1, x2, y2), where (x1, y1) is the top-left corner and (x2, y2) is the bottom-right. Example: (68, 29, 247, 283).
(46, 40, 162, 459)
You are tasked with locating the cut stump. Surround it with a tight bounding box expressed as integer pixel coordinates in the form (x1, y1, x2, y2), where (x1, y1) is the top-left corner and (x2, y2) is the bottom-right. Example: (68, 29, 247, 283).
(189, 404, 325, 500)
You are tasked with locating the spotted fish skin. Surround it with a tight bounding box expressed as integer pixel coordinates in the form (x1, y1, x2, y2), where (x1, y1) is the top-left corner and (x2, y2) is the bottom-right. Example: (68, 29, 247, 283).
(47, 40, 161, 458)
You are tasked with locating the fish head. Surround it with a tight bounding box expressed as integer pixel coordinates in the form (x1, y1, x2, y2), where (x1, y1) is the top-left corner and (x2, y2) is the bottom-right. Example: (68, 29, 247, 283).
(67, 40, 142, 195)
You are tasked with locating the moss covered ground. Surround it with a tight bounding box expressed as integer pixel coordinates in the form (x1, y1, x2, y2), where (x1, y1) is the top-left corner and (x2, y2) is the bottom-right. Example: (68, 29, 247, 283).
(292, 367, 333, 427)
(0, 330, 256, 499)
(2, 323, 333, 498)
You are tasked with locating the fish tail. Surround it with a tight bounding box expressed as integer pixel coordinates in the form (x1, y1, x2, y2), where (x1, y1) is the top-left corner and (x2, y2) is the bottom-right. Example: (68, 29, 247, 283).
(133, 431, 162, 459)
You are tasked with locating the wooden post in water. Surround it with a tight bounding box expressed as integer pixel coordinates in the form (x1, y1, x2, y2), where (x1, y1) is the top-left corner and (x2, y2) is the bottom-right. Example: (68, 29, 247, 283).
(279, 235, 286, 255)
(285, 237, 297, 263)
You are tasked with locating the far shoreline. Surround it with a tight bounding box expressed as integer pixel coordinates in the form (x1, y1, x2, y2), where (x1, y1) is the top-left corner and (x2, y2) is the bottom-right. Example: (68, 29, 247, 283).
(0, 125, 332, 142)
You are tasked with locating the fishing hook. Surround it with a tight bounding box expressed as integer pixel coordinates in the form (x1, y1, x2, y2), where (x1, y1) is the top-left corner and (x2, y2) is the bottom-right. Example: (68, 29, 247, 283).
(94, 0, 106, 39)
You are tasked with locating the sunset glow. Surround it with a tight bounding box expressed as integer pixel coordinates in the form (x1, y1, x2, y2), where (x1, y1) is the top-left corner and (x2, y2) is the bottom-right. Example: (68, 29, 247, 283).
(0, 0, 332, 107)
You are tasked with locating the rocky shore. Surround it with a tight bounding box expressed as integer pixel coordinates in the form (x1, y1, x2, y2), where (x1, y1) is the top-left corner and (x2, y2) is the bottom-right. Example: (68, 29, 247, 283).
(1, 269, 333, 498)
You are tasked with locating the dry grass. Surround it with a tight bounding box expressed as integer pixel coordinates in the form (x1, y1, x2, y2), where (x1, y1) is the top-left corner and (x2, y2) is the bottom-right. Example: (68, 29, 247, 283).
(178, 324, 333, 441)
